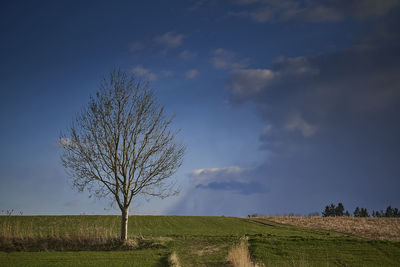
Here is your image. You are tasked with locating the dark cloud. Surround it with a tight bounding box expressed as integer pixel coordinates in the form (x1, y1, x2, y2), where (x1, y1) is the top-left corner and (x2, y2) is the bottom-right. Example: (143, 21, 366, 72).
(225, 23, 400, 211)
(230, 42, 400, 129)
(189, 166, 267, 195)
(229, 0, 400, 22)
(170, 15, 400, 216)
(166, 3, 400, 216)
(196, 181, 266, 195)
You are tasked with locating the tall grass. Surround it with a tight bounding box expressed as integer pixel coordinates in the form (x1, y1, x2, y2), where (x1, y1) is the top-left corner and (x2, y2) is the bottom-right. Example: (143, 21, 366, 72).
(168, 251, 181, 267)
(0, 217, 117, 239)
(0, 215, 129, 251)
(227, 238, 261, 267)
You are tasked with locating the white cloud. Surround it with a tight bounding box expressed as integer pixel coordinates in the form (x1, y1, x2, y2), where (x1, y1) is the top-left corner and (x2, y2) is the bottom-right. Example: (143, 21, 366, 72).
(229, 56, 319, 99)
(230, 69, 276, 96)
(229, 59, 320, 137)
(154, 32, 184, 48)
(132, 65, 149, 76)
(274, 56, 319, 76)
(185, 69, 199, 79)
(179, 50, 197, 60)
(191, 166, 247, 185)
(284, 113, 318, 137)
(132, 65, 158, 81)
(211, 48, 250, 70)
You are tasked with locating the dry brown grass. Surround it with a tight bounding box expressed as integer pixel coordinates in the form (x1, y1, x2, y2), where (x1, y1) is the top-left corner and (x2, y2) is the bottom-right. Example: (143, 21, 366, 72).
(0, 217, 142, 251)
(264, 216, 400, 241)
(168, 251, 181, 267)
(227, 238, 261, 267)
(0, 218, 117, 240)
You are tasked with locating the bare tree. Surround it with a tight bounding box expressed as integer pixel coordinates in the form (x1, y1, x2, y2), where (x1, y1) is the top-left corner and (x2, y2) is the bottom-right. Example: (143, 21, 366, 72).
(60, 68, 185, 240)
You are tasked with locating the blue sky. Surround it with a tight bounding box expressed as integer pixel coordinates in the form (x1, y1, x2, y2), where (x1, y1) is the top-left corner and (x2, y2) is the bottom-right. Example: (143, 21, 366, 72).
(1, 0, 399, 216)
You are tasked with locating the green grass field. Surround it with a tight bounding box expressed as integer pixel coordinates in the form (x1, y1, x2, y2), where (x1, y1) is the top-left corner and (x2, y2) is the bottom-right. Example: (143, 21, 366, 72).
(1, 216, 399, 266)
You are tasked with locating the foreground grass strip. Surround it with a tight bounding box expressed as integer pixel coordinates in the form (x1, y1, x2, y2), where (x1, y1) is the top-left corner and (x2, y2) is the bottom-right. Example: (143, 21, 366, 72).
(247, 233, 400, 266)
(1, 237, 125, 252)
(1, 216, 400, 266)
(169, 236, 236, 266)
(0, 250, 169, 267)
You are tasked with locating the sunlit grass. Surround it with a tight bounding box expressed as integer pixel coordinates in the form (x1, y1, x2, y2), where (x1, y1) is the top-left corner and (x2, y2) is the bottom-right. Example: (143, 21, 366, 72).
(227, 237, 260, 267)
(0, 215, 399, 266)
(262, 216, 400, 241)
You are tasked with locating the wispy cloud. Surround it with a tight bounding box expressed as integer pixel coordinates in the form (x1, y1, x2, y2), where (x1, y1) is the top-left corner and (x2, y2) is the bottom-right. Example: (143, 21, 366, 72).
(229, 56, 318, 100)
(230, 69, 276, 97)
(229, 0, 400, 22)
(231, 0, 260, 4)
(284, 113, 318, 137)
(129, 32, 184, 54)
(211, 48, 250, 70)
(132, 65, 158, 81)
(129, 41, 145, 52)
(179, 50, 197, 60)
(188, 0, 207, 11)
(251, 7, 274, 22)
(154, 32, 184, 48)
(185, 69, 199, 79)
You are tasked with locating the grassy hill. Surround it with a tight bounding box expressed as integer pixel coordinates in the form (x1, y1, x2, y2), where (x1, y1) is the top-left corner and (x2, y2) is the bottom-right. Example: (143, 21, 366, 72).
(1, 215, 399, 266)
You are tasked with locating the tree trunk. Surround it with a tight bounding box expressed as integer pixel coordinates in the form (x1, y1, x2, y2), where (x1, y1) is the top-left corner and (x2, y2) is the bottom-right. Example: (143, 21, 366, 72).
(120, 208, 129, 241)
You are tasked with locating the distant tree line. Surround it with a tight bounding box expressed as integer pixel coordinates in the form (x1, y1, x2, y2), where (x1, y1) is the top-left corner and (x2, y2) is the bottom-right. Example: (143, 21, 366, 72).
(322, 203, 350, 217)
(372, 206, 400, 218)
(322, 203, 400, 217)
